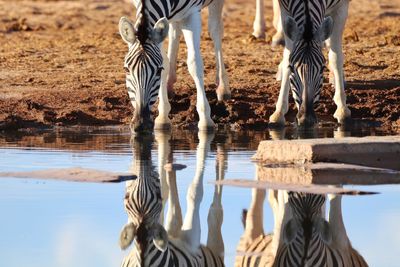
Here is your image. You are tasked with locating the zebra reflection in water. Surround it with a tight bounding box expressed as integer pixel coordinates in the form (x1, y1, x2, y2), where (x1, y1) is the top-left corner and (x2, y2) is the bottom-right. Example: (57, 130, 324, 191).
(119, 132, 225, 266)
(235, 187, 368, 267)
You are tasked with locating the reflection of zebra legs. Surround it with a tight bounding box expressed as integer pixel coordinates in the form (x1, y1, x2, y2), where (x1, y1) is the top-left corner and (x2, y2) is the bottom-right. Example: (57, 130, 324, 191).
(235, 189, 367, 266)
(180, 132, 213, 252)
(155, 131, 172, 226)
(163, 132, 225, 265)
(207, 144, 226, 258)
(274, 192, 368, 266)
(327, 194, 369, 265)
(235, 187, 274, 266)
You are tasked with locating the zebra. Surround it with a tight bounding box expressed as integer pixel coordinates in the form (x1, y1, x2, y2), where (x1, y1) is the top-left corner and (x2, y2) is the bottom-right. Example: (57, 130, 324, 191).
(269, 0, 352, 126)
(235, 189, 368, 266)
(252, 0, 285, 47)
(119, 131, 225, 266)
(119, 0, 230, 132)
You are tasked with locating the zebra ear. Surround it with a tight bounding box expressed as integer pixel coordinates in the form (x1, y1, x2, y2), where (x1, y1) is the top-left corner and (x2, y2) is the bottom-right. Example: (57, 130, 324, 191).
(119, 222, 136, 250)
(314, 218, 332, 244)
(283, 218, 300, 244)
(315, 16, 333, 42)
(283, 16, 302, 42)
(151, 18, 169, 44)
(152, 223, 169, 252)
(119, 17, 137, 45)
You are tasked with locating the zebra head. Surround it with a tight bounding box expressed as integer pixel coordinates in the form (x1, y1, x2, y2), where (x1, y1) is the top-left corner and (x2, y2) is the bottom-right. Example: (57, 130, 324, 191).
(283, 16, 334, 126)
(119, 16, 169, 132)
(283, 192, 332, 246)
(119, 135, 168, 261)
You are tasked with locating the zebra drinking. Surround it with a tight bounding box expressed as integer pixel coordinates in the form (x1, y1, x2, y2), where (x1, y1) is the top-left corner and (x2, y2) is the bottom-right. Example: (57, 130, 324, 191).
(119, 0, 230, 132)
(269, 0, 352, 126)
(119, 132, 225, 266)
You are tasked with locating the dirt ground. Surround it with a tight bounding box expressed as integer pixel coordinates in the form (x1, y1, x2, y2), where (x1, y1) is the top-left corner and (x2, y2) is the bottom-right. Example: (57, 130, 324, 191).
(0, 0, 399, 132)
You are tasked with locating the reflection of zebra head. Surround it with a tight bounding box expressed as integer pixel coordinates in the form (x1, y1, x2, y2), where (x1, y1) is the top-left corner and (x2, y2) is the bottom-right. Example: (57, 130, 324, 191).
(287, 192, 325, 221)
(119, 16, 169, 132)
(278, 192, 331, 266)
(119, 135, 168, 266)
(283, 15, 333, 126)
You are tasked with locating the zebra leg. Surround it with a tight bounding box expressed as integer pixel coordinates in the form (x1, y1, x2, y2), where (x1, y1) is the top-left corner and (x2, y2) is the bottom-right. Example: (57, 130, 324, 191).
(327, 194, 351, 251)
(155, 131, 171, 226)
(154, 42, 172, 130)
(206, 144, 226, 259)
(244, 186, 266, 246)
(181, 132, 213, 253)
(269, 189, 290, 257)
(182, 12, 215, 131)
(271, 0, 285, 47)
(164, 163, 187, 238)
(208, 0, 231, 101)
(269, 41, 292, 125)
(166, 22, 182, 99)
(326, 2, 351, 124)
(253, 0, 266, 39)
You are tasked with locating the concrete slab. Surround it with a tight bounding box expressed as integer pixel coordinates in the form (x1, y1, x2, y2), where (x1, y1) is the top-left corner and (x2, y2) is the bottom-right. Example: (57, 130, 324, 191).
(0, 168, 136, 183)
(212, 179, 377, 195)
(252, 136, 400, 170)
(256, 163, 400, 185)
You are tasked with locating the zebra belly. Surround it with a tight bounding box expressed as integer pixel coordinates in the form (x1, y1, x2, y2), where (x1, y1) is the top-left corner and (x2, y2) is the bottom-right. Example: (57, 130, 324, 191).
(134, 0, 212, 26)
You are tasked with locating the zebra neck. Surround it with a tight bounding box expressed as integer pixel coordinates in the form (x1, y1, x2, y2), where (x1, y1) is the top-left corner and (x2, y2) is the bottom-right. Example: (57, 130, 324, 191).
(280, 0, 330, 28)
(133, 239, 170, 265)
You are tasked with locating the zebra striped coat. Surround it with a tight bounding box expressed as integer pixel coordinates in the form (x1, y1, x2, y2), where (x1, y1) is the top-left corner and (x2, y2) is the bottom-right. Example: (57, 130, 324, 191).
(120, 0, 229, 132)
(270, 0, 352, 126)
(119, 133, 225, 267)
(235, 190, 368, 267)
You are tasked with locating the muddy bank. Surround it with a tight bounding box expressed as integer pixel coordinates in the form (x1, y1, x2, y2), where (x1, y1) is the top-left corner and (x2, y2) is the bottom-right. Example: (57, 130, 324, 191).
(0, 0, 399, 132)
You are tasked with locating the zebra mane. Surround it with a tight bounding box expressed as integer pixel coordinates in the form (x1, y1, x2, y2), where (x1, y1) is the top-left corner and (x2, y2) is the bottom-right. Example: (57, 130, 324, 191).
(302, 0, 314, 41)
(136, 0, 149, 44)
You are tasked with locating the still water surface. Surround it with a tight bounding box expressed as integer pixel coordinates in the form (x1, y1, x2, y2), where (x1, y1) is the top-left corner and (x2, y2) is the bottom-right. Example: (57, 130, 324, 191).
(0, 127, 399, 267)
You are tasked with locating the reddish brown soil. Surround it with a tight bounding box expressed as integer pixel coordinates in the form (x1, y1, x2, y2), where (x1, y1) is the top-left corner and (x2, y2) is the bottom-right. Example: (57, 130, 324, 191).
(0, 0, 399, 132)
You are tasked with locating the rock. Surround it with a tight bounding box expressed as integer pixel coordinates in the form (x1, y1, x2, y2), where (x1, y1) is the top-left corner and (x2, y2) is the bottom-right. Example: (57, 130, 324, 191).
(252, 136, 400, 170)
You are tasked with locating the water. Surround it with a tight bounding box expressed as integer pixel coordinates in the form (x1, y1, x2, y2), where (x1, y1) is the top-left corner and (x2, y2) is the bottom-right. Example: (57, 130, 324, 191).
(0, 127, 399, 267)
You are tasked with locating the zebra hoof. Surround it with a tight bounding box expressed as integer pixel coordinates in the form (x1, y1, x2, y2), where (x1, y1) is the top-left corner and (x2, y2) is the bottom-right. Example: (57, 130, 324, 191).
(271, 38, 285, 48)
(217, 92, 231, 102)
(216, 82, 231, 102)
(154, 117, 171, 130)
(198, 119, 215, 132)
(269, 112, 286, 127)
(334, 107, 351, 125)
(249, 34, 265, 42)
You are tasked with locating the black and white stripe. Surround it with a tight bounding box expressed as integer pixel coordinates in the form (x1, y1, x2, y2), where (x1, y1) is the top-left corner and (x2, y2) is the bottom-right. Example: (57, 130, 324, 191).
(235, 190, 368, 267)
(123, 0, 216, 127)
(124, 41, 164, 109)
(133, 0, 212, 26)
(120, 136, 224, 267)
(274, 192, 368, 267)
(288, 40, 325, 107)
(280, 0, 341, 108)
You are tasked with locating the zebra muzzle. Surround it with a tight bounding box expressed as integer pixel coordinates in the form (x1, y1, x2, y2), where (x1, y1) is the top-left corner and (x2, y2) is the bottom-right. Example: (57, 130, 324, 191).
(132, 106, 154, 132)
(297, 103, 317, 126)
